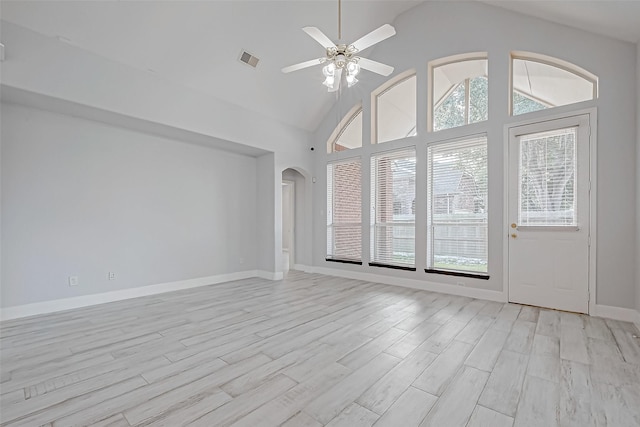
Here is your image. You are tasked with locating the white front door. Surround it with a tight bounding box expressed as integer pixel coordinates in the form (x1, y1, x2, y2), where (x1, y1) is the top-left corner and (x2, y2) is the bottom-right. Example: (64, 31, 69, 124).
(508, 115, 591, 313)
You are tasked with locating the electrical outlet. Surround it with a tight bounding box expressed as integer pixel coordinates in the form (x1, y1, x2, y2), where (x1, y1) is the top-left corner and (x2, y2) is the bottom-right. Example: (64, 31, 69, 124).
(108, 272, 115, 280)
(68, 276, 79, 286)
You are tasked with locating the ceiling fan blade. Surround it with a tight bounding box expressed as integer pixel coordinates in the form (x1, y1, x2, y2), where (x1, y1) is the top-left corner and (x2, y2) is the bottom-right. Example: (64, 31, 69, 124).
(302, 26, 337, 49)
(281, 58, 325, 73)
(328, 68, 342, 92)
(350, 24, 396, 52)
(357, 57, 394, 76)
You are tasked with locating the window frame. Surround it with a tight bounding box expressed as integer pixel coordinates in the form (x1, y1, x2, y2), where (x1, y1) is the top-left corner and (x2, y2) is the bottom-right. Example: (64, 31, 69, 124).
(428, 52, 488, 132)
(326, 156, 363, 264)
(371, 69, 417, 145)
(509, 51, 598, 116)
(426, 134, 489, 277)
(326, 103, 363, 153)
(369, 146, 417, 270)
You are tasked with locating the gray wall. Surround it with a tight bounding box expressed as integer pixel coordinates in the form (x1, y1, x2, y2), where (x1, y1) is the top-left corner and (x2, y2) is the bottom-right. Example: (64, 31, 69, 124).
(312, 1, 638, 309)
(637, 41, 640, 314)
(257, 153, 276, 274)
(1, 103, 259, 307)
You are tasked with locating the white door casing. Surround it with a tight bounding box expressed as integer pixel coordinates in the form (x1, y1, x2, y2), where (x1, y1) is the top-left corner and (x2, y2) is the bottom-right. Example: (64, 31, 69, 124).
(507, 114, 591, 313)
(282, 180, 295, 270)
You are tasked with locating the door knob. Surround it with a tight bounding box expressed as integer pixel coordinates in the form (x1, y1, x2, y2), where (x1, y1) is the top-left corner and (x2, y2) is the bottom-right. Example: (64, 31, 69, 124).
(511, 223, 517, 229)
(511, 233, 517, 238)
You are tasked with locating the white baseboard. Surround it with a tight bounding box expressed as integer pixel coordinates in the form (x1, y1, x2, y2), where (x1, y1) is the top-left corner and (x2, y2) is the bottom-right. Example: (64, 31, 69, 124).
(309, 266, 506, 303)
(293, 264, 314, 273)
(592, 304, 639, 323)
(257, 270, 284, 281)
(0, 270, 276, 322)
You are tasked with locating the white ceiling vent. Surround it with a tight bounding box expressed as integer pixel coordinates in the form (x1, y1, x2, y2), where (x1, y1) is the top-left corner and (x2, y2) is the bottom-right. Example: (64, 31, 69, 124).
(239, 50, 259, 68)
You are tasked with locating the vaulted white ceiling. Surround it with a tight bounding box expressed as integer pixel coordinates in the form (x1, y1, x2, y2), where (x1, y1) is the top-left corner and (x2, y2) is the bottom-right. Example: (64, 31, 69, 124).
(1, 1, 639, 133)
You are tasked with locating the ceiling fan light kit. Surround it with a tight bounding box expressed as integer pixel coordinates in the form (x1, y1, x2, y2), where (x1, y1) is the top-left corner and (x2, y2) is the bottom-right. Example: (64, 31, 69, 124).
(282, 0, 396, 92)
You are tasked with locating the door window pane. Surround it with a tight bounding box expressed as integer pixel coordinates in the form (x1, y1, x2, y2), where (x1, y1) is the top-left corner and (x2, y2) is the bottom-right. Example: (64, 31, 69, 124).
(518, 128, 577, 226)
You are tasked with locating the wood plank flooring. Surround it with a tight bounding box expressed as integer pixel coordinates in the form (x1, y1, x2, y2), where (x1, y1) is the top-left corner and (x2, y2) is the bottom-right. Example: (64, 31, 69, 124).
(1, 271, 639, 426)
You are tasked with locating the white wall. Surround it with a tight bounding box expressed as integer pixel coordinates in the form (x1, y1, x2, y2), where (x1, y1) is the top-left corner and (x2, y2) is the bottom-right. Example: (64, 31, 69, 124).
(0, 21, 312, 162)
(0, 17, 315, 309)
(1, 103, 259, 308)
(636, 41, 640, 315)
(257, 153, 277, 275)
(312, 1, 638, 309)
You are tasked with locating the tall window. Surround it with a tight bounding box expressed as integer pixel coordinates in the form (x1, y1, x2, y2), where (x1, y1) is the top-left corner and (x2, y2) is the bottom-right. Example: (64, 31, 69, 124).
(327, 106, 363, 153)
(511, 53, 597, 115)
(375, 74, 417, 144)
(427, 136, 488, 274)
(327, 159, 362, 262)
(431, 56, 488, 131)
(370, 148, 416, 269)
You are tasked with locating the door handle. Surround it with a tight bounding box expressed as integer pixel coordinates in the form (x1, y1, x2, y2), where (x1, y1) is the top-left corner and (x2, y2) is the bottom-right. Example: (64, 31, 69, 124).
(511, 223, 517, 229)
(511, 233, 517, 239)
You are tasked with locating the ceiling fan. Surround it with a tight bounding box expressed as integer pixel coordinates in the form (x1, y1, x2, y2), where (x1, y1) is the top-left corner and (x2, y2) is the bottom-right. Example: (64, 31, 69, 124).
(281, 0, 396, 92)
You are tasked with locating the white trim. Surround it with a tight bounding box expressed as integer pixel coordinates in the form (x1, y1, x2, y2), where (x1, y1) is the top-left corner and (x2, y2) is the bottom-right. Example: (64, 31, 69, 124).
(293, 264, 314, 273)
(309, 266, 506, 303)
(257, 270, 284, 281)
(0, 270, 275, 321)
(503, 107, 597, 314)
(592, 304, 639, 324)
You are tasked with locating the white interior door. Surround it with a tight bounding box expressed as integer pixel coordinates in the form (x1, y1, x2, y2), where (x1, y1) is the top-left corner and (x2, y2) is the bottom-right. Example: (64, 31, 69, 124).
(508, 115, 590, 313)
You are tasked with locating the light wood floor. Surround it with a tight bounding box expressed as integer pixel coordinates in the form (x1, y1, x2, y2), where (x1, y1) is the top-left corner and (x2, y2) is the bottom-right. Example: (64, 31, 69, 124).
(1, 272, 639, 427)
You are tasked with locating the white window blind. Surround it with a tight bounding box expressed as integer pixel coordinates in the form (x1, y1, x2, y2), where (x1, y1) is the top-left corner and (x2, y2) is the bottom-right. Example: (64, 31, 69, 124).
(370, 148, 416, 267)
(427, 136, 488, 273)
(518, 127, 577, 226)
(327, 159, 362, 261)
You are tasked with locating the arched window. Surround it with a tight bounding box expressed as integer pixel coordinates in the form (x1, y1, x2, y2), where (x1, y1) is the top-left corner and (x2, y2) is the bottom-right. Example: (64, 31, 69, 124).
(429, 53, 488, 132)
(511, 52, 597, 115)
(373, 72, 417, 144)
(327, 105, 363, 153)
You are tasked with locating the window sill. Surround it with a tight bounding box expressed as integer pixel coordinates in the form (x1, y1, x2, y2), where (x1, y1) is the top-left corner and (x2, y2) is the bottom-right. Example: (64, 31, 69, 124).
(425, 269, 490, 280)
(369, 262, 417, 272)
(325, 258, 362, 265)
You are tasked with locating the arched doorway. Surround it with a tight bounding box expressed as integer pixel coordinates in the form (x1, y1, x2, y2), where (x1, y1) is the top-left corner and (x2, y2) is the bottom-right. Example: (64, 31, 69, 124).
(281, 168, 306, 273)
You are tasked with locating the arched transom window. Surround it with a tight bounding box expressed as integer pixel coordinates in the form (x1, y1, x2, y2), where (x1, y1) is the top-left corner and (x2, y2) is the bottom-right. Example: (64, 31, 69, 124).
(511, 52, 598, 115)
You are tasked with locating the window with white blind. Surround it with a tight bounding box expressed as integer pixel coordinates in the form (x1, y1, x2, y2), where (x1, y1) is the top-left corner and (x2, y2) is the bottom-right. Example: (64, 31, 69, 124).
(327, 158, 362, 263)
(370, 148, 416, 269)
(519, 127, 577, 226)
(427, 136, 488, 274)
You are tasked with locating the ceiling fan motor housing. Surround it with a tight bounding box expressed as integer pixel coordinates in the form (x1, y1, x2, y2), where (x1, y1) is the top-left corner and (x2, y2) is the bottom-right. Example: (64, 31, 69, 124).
(327, 45, 358, 69)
